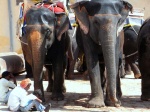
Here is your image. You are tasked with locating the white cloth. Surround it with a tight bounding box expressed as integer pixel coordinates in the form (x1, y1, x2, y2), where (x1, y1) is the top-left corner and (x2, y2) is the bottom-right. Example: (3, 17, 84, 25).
(0, 78, 16, 102)
(8, 86, 27, 111)
(20, 93, 37, 107)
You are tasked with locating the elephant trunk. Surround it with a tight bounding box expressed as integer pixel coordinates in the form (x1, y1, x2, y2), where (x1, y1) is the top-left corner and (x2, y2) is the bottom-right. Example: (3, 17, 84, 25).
(102, 42, 117, 100)
(28, 30, 46, 90)
(100, 29, 119, 106)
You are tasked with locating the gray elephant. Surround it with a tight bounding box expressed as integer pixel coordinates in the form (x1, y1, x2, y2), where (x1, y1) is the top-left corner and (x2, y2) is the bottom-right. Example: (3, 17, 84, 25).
(20, 2, 70, 101)
(70, 0, 132, 107)
(137, 18, 150, 101)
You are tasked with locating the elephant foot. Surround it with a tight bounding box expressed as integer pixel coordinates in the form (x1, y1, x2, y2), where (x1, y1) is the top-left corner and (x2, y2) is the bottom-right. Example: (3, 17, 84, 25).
(86, 97, 105, 108)
(51, 93, 64, 101)
(114, 100, 121, 107)
(141, 95, 150, 101)
(134, 73, 141, 79)
(105, 100, 121, 107)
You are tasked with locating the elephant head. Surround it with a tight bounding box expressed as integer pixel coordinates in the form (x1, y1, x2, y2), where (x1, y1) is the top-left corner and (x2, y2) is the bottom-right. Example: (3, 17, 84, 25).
(23, 7, 69, 93)
(70, 0, 132, 106)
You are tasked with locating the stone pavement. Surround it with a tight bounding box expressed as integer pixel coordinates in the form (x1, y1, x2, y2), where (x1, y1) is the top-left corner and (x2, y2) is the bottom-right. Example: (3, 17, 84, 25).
(0, 73, 150, 112)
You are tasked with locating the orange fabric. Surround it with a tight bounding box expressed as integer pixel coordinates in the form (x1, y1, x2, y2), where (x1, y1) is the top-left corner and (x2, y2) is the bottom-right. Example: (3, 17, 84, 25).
(20, 78, 31, 88)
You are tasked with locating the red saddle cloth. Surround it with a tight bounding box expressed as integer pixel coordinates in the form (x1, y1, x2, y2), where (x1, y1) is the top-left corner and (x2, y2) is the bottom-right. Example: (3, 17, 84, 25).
(36, 2, 65, 14)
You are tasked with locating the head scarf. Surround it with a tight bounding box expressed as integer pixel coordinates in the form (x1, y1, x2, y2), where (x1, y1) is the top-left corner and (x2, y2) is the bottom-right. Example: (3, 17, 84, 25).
(20, 78, 31, 88)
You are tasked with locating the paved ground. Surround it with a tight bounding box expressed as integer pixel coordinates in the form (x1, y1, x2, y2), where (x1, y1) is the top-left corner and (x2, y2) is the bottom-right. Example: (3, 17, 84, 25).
(0, 73, 150, 112)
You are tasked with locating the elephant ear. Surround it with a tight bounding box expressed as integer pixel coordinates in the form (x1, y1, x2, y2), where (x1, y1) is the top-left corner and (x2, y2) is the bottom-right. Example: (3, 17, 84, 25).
(55, 14, 69, 41)
(70, 1, 90, 34)
(119, 1, 133, 25)
(123, 1, 133, 13)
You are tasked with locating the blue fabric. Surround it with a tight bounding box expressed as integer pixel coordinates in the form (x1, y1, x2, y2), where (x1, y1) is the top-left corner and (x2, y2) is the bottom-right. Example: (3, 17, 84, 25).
(69, 21, 72, 30)
(0, 90, 12, 104)
(22, 20, 27, 36)
(19, 100, 45, 112)
(19, 6, 23, 19)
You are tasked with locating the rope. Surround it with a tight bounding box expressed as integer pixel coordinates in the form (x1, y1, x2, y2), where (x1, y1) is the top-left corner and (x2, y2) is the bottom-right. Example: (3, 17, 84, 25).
(20, 40, 28, 45)
(130, 25, 138, 35)
(72, 26, 77, 38)
(123, 51, 138, 59)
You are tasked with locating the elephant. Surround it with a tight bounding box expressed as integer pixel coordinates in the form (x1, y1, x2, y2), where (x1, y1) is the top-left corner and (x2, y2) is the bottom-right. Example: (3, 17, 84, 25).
(121, 25, 141, 78)
(137, 18, 150, 101)
(70, 0, 133, 107)
(20, 2, 71, 101)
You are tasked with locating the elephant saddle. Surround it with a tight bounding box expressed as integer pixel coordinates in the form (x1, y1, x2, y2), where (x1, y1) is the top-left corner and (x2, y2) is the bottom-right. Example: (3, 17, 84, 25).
(35, 2, 65, 14)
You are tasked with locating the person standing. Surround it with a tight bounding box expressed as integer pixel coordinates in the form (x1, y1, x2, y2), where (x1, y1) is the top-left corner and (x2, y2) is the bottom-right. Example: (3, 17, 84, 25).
(0, 71, 17, 104)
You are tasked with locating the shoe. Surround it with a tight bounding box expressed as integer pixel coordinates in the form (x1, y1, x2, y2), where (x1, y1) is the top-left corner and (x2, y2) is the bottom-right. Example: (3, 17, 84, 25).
(44, 103, 51, 112)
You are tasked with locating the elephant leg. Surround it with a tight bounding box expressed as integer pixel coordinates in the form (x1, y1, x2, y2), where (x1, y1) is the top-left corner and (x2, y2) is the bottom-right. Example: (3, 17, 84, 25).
(66, 59, 76, 79)
(140, 57, 150, 101)
(83, 41, 104, 107)
(66, 46, 80, 79)
(45, 65, 53, 92)
(80, 55, 87, 72)
(25, 60, 33, 78)
(99, 63, 106, 93)
(41, 79, 45, 102)
(116, 69, 122, 99)
(141, 72, 150, 101)
(87, 59, 105, 108)
(125, 62, 132, 75)
(119, 62, 125, 78)
(139, 55, 150, 100)
(119, 56, 125, 78)
(51, 56, 66, 101)
(130, 63, 141, 79)
(63, 56, 67, 93)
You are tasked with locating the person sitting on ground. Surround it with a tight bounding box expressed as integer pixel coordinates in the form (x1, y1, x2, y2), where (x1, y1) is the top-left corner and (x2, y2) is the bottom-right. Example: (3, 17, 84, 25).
(0, 71, 17, 104)
(8, 78, 51, 112)
(31, 89, 51, 111)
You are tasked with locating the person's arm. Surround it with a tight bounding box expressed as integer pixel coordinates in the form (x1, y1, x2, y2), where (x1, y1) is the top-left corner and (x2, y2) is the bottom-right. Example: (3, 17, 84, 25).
(35, 98, 42, 103)
(10, 74, 17, 86)
(27, 94, 42, 103)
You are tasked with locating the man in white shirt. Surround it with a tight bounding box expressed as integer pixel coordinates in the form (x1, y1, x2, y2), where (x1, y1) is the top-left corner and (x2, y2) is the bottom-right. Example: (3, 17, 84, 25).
(0, 71, 17, 104)
(8, 78, 50, 112)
